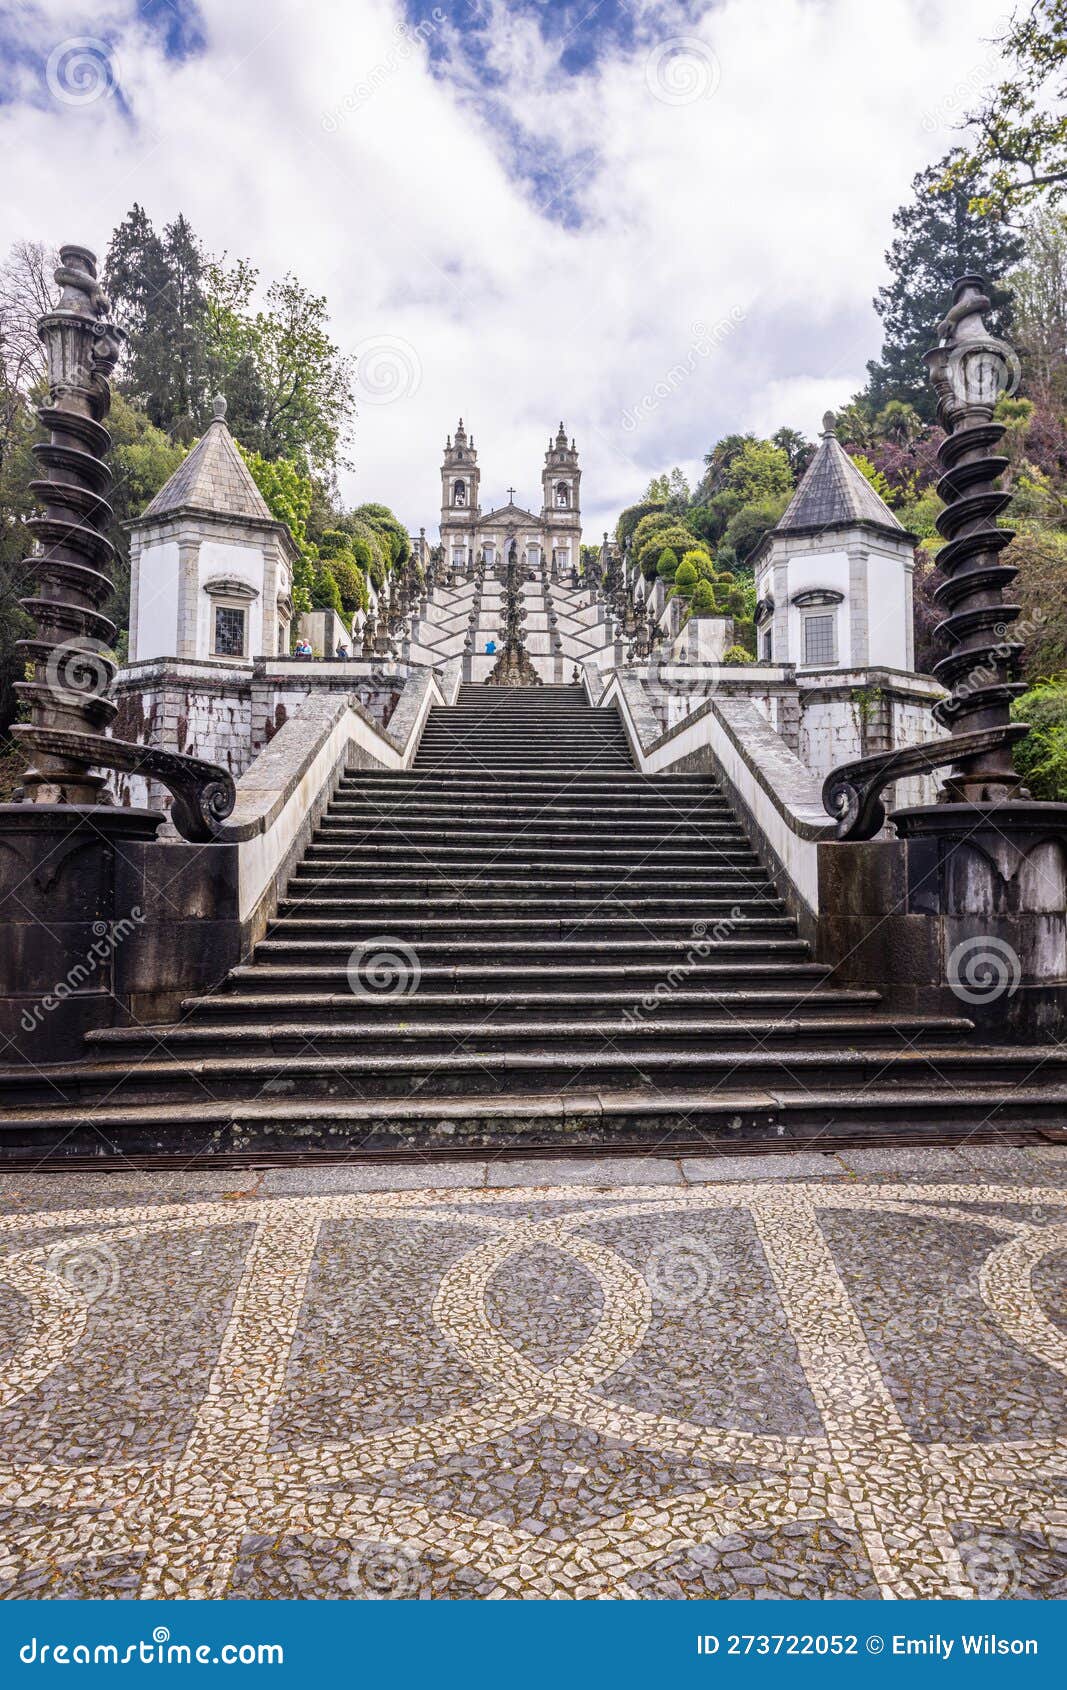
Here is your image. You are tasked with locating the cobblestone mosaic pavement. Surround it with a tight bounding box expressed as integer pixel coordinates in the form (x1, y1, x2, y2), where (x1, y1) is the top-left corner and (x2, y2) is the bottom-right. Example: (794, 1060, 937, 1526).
(0, 1147, 1064, 1600)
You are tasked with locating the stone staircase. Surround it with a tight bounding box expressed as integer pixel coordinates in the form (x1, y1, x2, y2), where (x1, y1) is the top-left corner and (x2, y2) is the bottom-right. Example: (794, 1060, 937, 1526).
(2, 683, 1065, 1162)
(406, 576, 613, 680)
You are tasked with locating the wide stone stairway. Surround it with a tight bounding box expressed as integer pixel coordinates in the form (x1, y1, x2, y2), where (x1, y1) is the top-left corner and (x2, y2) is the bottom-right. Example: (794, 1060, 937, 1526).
(2, 684, 1065, 1160)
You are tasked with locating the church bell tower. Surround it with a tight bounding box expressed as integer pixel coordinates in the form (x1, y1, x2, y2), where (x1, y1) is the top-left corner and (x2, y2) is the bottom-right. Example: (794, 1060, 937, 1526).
(439, 418, 481, 570)
(541, 422, 581, 576)
(441, 418, 480, 521)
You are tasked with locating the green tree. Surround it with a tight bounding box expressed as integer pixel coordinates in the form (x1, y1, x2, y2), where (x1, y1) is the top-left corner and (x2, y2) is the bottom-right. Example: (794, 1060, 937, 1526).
(615, 498, 665, 550)
(245, 275, 354, 470)
(852, 454, 895, 505)
(1013, 679, 1067, 799)
(874, 400, 924, 444)
(104, 394, 188, 635)
(949, 0, 1067, 213)
(1007, 206, 1067, 406)
(863, 150, 1022, 420)
(238, 446, 317, 613)
(722, 496, 790, 563)
(698, 432, 755, 498)
(771, 426, 814, 479)
(104, 207, 213, 437)
(723, 438, 792, 503)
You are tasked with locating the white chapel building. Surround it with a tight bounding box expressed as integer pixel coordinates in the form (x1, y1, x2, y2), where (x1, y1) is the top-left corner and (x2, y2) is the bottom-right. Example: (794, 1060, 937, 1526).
(128, 396, 298, 665)
(751, 414, 917, 673)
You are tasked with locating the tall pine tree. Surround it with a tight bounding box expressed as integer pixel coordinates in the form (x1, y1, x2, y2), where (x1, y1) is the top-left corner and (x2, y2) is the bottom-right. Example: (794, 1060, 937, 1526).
(864, 149, 1023, 420)
(104, 206, 211, 437)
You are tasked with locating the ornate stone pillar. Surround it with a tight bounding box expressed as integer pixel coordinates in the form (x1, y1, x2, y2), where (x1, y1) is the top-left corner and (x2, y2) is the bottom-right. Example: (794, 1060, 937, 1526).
(5, 244, 234, 841)
(0, 245, 238, 1060)
(823, 275, 1067, 1038)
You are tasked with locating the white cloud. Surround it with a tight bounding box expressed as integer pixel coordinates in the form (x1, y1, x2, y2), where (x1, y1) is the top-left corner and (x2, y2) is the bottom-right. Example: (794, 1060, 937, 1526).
(0, 0, 1010, 537)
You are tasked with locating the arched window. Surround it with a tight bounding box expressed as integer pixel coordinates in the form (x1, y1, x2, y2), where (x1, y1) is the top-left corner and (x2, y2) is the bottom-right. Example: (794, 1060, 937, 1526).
(453, 479, 466, 506)
(555, 481, 570, 508)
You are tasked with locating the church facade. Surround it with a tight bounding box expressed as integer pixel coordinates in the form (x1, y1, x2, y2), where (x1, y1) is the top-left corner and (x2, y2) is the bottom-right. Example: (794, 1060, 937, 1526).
(435, 419, 582, 575)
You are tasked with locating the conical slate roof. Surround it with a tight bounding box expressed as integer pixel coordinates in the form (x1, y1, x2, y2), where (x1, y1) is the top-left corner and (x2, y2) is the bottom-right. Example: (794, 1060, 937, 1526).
(777, 413, 901, 534)
(141, 396, 274, 523)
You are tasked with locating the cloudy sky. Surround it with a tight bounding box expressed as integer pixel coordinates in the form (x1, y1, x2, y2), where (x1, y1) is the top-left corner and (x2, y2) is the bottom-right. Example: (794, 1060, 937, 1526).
(1, 0, 1009, 536)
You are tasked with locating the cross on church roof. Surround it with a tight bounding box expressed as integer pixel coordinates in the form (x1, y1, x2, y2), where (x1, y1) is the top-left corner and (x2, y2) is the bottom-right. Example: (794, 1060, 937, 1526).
(507, 486, 516, 504)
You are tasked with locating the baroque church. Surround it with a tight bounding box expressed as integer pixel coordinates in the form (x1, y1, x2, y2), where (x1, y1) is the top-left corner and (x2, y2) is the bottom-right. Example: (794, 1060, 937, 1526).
(434, 418, 582, 575)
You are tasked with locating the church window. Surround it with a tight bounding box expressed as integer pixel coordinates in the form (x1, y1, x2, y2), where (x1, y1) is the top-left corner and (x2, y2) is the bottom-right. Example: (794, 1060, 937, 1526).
(213, 605, 247, 659)
(555, 481, 570, 508)
(453, 479, 466, 506)
(762, 630, 773, 662)
(802, 612, 836, 666)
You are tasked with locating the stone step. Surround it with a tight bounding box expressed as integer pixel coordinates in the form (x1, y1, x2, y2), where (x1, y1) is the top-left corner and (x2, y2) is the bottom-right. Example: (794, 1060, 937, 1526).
(315, 819, 751, 845)
(413, 758, 636, 769)
(2, 1082, 1059, 1161)
(275, 895, 784, 918)
(326, 799, 736, 821)
(231, 960, 836, 989)
(83, 1014, 971, 1061)
(2, 1044, 1052, 1116)
(303, 841, 763, 867)
(186, 986, 882, 1019)
(266, 915, 798, 940)
(287, 871, 771, 894)
(325, 803, 737, 826)
(253, 936, 813, 965)
(342, 776, 722, 795)
(418, 727, 623, 735)
(0, 1088, 1056, 1156)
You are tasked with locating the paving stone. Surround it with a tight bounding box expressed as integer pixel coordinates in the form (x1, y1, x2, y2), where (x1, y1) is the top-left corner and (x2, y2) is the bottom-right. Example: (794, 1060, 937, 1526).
(261, 1162, 488, 1194)
(0, 1169, 253, 1211)
(484, 1157, 682, 1188)
(1027, 1145, 1067, 1165)
(680, 1152, 842, 1183)
(0, 1163, 1062, 1599)
(836, 1147, 966, 1175)
(959, 1145, 1049, 1178)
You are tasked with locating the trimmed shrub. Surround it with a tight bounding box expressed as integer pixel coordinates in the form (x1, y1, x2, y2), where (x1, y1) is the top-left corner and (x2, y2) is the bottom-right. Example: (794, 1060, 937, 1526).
(311, 561, 343, 614)
(690, 580, 718, 614)
(328, 555, 369, 614)
(722, 643, 755, 666)
(656, 547, 679, 580)
(672, 559, 699, 599)
(680, 548, 715, 584)
(637, 522, 709, 579)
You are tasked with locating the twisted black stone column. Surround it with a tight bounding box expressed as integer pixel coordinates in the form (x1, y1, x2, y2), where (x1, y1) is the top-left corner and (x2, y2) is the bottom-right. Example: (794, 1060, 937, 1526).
(923, 275, 1029, 802)
(9, 246, 234, 840)
(0, 246, 240, 1061)
(823, 278, 1029, 839)
(889, 277, 1067, 1038)
(15, 247, 126, 806)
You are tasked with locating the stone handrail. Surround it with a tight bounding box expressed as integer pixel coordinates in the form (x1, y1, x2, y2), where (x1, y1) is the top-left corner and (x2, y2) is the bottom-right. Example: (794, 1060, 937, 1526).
(601, 669, 834, 916)
(222, 663, 449, 929)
